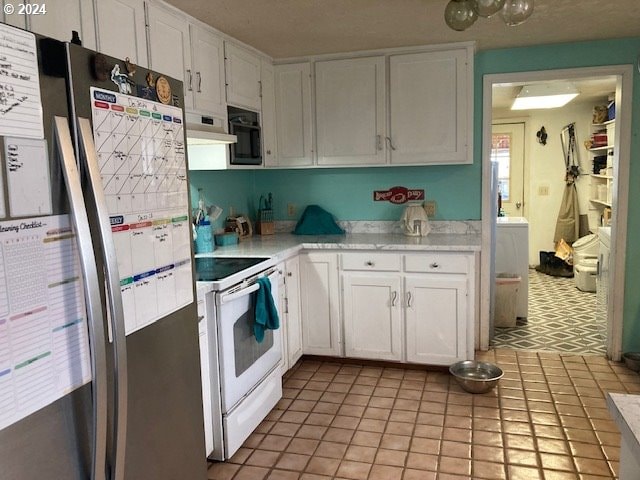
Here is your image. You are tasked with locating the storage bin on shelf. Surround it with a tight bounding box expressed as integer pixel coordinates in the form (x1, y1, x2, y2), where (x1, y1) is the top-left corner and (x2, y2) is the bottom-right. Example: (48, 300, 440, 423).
(494, 274, 521, 328)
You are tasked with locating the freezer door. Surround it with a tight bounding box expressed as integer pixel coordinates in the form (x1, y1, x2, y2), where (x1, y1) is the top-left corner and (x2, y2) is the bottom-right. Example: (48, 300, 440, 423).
(0, 29, 107, 480)
(66, 44, 207, 480)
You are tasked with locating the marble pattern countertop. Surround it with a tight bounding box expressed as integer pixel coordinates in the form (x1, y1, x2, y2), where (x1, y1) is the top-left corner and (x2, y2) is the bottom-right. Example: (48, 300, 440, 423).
(607, 393, 640, 455)
(195, 232, 481, 263)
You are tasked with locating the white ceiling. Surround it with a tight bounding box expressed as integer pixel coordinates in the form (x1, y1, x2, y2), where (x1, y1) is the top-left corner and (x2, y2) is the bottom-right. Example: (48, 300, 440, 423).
(165, 0, 640, 59)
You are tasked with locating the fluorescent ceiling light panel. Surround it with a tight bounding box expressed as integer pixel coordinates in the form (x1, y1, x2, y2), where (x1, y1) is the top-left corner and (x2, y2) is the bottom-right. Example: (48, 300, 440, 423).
(511, 82, 579, 110)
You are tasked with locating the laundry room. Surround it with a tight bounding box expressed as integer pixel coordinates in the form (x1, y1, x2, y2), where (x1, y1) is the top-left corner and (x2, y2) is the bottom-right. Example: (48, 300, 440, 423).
(490, 76, 617, 354)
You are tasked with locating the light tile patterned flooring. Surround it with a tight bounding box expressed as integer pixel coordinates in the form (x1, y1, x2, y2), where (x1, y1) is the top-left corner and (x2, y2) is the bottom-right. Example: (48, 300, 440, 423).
(207, 350, 640, 480)
(492, 270, 605, 355)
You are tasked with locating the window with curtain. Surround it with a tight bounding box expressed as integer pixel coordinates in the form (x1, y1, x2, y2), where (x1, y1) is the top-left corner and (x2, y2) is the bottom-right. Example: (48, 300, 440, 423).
(491, 133, 512, 201)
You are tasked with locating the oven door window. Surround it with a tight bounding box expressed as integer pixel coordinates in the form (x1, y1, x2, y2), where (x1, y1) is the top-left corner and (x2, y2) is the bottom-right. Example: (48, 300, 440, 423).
(233, 303, 274, 377)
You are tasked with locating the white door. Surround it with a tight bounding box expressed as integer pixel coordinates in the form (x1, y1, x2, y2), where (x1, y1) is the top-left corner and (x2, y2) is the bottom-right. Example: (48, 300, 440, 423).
(285, 256, 303, 367)
(28, 0, 96, 48)
(342, 273, 402, 361)
(95, 0, 147, 66)
(261, 60, 278, 167)
(315, 56, 386, 166)
(492, 123, 525, 217)
(405, 275, 467, 365)
(275, 63, 313, 167)
(191, 25, 226, 116)
(146, 3, 191, 102)
(389, 49, 470, 165)
(299, 252, 341, 356)
(225, 43, 261, 111)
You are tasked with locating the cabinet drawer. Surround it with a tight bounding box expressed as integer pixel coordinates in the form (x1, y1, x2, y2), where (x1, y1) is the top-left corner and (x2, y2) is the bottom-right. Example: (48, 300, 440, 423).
(341, 253, 401, 271)
(404, 253, 469, 274)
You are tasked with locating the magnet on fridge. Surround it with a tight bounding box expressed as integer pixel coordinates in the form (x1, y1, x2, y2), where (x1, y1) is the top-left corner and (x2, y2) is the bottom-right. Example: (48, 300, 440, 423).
(172, 94, 180, 108)
(137, 85, 156, 100)
(146, 72, 156, 87)
(92, 53, 110, 81)
(111, 64, 132, 94)
(124, 57, 137, 77)
(155, 76, 172, 104)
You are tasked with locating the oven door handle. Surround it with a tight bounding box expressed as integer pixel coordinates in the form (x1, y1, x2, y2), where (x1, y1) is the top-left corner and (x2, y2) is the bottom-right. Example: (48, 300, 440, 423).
(220, 282, 261, 304)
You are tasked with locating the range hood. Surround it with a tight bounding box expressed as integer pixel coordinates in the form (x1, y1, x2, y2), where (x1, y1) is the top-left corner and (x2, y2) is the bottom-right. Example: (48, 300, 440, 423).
(186, 112, 236, 145)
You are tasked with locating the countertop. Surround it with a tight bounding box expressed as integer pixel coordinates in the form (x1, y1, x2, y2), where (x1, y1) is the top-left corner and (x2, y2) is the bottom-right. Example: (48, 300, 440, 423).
(607, 393, 640, 452)
(195, 232, 481, 263)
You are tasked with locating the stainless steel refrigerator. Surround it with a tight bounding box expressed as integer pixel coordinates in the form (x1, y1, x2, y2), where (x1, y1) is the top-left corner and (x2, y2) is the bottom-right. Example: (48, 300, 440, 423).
(0, 23, 206, 480)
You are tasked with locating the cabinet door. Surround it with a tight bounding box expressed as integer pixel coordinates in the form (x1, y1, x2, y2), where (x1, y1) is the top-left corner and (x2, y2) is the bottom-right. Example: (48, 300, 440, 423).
(95, 0, 147, 67)
(299, 252, 341, 356)
(316, 57, 386, 166)
(2, 1, 25, 28)
(224, 43, 261, 111)
(389, 49, 471, 165)
(28, 0, 96, 48)
(274, 63, 313, 167)
(285, 256, 303, 367)
(191, 24, 226, 117)
(146, 2, 192, 104)
(405, 274, 468, 365)
(342, 273, 402, 361)
(261, 60, 278, 167)
(276, 264, 288, 373)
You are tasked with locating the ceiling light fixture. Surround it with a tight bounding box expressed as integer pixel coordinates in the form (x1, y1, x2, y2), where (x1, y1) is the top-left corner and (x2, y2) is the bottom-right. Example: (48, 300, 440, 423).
(511, 82, 579, 110)
(444, 0, 533, 31)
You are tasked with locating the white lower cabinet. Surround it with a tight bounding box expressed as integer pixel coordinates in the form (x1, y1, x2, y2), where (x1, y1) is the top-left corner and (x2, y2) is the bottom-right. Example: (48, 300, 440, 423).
(277, 256, 304, 373)
(404, 274, 467, 365)
(299, 252, 341, 356)
(342, 273, 402, 361)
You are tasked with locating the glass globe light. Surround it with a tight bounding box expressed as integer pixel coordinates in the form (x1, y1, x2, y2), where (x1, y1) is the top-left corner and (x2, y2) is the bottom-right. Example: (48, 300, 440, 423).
(444, 0, 478, 31)
(475, 0, 506, 18)
(501, 0, 534, 26)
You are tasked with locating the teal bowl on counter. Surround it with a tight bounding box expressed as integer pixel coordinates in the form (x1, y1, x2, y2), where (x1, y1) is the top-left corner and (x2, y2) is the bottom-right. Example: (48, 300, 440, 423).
(214, 232, 239, 246)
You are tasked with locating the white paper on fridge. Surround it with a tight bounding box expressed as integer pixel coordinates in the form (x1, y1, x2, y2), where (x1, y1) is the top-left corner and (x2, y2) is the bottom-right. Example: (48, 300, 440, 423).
(0, 214, 92, 432)
(89, 87, 193, 336)
(0, 24, 45, 139)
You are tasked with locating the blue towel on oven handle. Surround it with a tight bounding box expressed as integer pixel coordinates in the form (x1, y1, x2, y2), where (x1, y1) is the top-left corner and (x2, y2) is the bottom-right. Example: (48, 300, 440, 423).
(254, 276, 280, 343)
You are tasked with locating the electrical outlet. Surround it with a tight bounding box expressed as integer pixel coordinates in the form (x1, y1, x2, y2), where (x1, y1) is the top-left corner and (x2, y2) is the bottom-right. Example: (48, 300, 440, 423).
(538, 185, 550, 196)
(287, 203, 296, 217)
(424, 201, 436, 217)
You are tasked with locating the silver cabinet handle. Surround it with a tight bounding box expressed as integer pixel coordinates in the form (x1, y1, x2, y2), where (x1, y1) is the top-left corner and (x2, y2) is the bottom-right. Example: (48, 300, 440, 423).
(54, 117, 108, 480)
(376, 134, 382, 151)
(287, 271, 292, 277)
(365, 261, 375, 267)
(186, 69, 193, 91)
(430, 262, 439, 268)
(196, 71, 202, 93)
(516, 201, 522, 209)
(386, 136, 397, 151)
(391, 290, 398, 307)
(78, 117, 128, 480)
(407, 291, 413, 308)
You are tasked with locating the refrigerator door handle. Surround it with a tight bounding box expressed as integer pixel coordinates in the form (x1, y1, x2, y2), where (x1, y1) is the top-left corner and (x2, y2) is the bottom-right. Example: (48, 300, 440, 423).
(53, 117, 108, 480)
(77, 117, 129, 480)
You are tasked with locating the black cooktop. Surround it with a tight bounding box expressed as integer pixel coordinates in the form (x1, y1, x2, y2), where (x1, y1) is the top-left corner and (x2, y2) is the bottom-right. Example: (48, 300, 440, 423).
(195, 257, 269, 281)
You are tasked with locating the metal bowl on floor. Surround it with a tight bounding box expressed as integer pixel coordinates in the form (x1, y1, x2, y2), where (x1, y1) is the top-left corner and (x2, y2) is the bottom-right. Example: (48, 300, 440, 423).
(622, 352, 640, 372)
(449, 360, 504, 394)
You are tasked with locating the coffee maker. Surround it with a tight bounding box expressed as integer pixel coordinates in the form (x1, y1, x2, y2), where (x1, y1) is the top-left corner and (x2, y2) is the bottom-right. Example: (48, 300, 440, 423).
(401, 204, 430, 237)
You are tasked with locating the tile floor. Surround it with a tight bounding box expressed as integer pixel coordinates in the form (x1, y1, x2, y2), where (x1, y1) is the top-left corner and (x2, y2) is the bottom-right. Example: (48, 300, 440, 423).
(492, 270, 605, 355)
(207, 350, 640, 480)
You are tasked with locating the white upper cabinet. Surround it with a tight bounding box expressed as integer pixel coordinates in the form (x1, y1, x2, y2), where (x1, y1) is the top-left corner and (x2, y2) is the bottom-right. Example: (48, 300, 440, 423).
(389, 48, 471, 165)
(146, 2, 192, 102)
(190, 24, 226, 117)
(27, 0, 96, 48)
(315, 56, 386, 166)
(95, 0, 147, 67)
(274, 62, 313, 167)
(225, 43, 261, 111)
(261, 60, 278, 166)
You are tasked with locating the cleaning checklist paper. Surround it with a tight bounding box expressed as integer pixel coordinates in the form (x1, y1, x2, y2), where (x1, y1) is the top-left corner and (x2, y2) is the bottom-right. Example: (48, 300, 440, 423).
(0, 215, 92, 432)
(90, 87, 193, 335)
(0, 24, 44, 139)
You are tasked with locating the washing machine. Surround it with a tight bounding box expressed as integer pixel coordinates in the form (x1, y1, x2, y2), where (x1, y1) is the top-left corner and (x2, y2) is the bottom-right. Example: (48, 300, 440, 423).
(496, 217, 529, 318)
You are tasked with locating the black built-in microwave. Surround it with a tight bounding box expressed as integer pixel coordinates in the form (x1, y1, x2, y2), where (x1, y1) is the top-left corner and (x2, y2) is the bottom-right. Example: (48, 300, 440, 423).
(228, 106, 262, 165)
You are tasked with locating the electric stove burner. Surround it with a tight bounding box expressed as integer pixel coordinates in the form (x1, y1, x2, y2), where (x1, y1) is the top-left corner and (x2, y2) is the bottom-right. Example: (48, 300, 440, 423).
(195, 257, 270, 282)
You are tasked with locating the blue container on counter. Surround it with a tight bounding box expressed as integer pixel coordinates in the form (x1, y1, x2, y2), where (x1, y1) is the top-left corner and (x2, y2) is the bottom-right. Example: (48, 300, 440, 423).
(195, 221, 214, 253)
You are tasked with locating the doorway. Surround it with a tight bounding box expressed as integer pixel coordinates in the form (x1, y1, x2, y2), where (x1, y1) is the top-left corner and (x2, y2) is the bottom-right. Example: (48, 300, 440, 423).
(480, 66, 634, 361)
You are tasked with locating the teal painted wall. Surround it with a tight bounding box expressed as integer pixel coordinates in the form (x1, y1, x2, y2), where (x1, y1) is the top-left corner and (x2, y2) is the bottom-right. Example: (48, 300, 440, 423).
(190, 35, 640, 352)
(475, 37, 640, 353)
